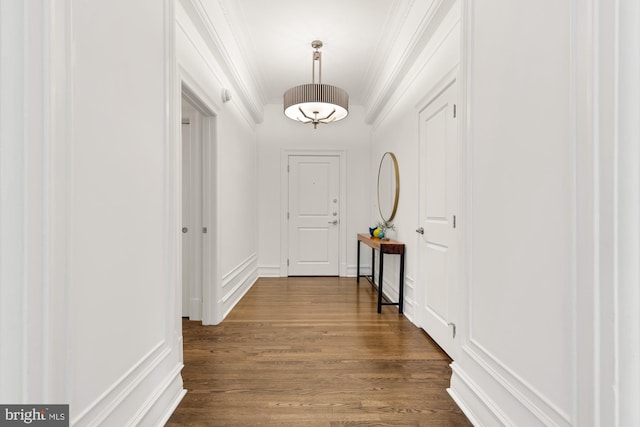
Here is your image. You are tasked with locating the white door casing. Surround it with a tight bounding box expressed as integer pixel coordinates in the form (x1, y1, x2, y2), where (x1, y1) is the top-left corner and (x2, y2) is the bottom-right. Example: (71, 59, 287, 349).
(180, 81, 220, 325)
(287, 155, 340, 276)
(417, 78, 459, 359)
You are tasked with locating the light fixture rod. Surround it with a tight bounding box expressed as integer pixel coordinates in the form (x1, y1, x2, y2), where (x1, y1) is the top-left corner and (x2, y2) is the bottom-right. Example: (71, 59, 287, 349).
(312, 50, 322, 84)
(311, 40, 323, 84)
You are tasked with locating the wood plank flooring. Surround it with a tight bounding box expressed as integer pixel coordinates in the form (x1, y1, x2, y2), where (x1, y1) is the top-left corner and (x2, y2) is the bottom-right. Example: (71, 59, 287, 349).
(166, 277, 471, 426)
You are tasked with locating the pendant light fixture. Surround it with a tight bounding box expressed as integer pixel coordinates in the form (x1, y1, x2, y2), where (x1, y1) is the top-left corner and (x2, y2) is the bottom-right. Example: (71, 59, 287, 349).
(283, 40, 349, 129)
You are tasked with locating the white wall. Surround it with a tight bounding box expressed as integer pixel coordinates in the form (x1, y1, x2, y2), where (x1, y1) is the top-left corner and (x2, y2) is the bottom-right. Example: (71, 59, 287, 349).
(1, 0, 262, 422)
(616, 2, 640, 425)
(70, 1, 186, 424)
(257, 104, 372, 277)
(177, 0, 260, 324)
(217, 100, 259, 318)
(1, 0, 186, 425)
(450, 1, 574, 424)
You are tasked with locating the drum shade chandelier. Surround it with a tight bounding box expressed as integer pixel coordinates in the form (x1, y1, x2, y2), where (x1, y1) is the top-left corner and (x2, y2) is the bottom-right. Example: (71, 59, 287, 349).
(283, 40, 349, 129)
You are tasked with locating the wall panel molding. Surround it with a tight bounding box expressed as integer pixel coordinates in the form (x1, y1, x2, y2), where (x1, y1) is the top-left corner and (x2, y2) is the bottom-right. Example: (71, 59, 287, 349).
(130, 366, 186, 426)
(448, 363, 506, 426)
(0, 0, 72, 403)
(457, 342, 572, 426)
(221, 253, 258, 318)
(401, 275, 416, 323)
(71, 342, 179, 426)
(450, 0, 579, 425)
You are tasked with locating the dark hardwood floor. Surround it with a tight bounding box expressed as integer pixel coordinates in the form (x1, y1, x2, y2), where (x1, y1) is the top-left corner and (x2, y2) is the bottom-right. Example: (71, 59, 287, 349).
(166, 277, 471, 426)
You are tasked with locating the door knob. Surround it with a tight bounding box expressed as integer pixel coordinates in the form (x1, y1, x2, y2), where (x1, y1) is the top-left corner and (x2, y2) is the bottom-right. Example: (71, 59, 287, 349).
(415, 227, 424, 235)
(328, 220, 338, 225)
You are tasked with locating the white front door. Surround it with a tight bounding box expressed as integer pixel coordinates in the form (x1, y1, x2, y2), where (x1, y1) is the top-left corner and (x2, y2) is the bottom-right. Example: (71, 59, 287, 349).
(417, 79, 459, 359)
(288, 155, 340, 276)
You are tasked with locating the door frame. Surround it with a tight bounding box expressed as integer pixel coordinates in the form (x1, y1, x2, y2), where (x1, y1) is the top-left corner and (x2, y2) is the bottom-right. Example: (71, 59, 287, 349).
(280, 149, 348, 277)
(180, 80, 219, 325)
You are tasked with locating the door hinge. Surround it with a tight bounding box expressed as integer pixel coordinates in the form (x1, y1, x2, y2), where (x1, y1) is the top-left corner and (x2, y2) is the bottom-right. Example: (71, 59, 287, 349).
(287, 212, 290, 220)
(453, 104, 457, 118)
(448, 322, 457, 339)
(287, 259, 289, 267)
(453, 215, 456, 228)
(287, 164, 290, 172)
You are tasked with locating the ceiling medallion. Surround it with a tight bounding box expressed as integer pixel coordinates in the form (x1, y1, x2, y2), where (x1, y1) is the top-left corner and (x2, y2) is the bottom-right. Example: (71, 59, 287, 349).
(283, 40, 349, 129)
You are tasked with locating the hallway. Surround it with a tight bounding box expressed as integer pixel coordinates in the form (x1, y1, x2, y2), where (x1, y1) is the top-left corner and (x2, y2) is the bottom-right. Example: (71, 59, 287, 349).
(167, 277, 471, 426)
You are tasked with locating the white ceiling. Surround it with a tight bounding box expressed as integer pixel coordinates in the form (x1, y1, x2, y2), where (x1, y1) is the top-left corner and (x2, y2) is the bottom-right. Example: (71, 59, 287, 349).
(218, 0, 413, 106)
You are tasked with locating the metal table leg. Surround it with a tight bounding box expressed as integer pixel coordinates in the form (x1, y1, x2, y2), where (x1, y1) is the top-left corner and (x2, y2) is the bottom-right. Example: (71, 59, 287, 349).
(371, 248, 375, 284)
(356, 240, 361, 283)
(378, 252, 384, 313)
(399, 251, 405, 314)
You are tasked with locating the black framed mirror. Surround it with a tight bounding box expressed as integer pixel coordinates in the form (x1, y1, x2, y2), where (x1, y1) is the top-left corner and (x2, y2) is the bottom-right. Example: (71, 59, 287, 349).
(377, 152, 399, 222)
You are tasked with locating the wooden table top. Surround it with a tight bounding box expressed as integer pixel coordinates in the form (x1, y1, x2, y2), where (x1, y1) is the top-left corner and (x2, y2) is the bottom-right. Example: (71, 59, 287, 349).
(357, 233, 405, 254)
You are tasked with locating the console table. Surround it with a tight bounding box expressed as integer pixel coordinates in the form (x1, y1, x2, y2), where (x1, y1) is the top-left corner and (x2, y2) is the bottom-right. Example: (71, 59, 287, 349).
(356, 233, 405, 314)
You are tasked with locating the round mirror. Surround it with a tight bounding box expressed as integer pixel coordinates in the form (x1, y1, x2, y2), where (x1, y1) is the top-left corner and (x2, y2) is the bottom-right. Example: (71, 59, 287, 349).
(377, 152, 399, 222)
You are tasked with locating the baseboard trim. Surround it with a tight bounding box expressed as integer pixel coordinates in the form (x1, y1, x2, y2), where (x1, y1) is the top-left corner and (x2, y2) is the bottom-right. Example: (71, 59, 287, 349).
(222, 253, 257, 289)
(222, 254, 258, 303)
(449, 362, 508, 426)
(257, 265, 280, 277)
(221, 255, 258, 319)
(449, 345, 573, 427)
(72, 342, 180, 426)
(132, 364, 186, 426)
(157, 387, 187, 426)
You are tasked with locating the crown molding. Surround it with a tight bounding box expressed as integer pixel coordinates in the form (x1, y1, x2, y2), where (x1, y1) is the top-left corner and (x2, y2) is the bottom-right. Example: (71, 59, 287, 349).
(364, 0, 455, 124)
(360, 0, 416, 110)
(180, 0, 264, 124)
(216, 0, 269, 106)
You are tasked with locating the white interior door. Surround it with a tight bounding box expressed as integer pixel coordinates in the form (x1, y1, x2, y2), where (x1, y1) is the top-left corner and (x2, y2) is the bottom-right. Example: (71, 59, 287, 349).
(288, 155, 340, 276)
(417, 80, 459, 359)
(181, 121, 191, 317)
(181, 100, 203, 320)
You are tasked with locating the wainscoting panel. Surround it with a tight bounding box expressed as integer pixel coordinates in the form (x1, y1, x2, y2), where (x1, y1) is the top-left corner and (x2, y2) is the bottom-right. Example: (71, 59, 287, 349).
(449, 343, 572, 427)
(72, 342, 183, 426)
(221, 253, 259, 318)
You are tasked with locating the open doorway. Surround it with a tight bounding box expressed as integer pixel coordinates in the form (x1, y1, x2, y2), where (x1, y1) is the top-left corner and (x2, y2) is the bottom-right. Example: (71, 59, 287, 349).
(181, 88, 217, 323)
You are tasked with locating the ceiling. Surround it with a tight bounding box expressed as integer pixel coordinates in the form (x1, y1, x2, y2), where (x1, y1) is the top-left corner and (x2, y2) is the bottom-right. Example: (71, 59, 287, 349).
(217, 0, 414, 106)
